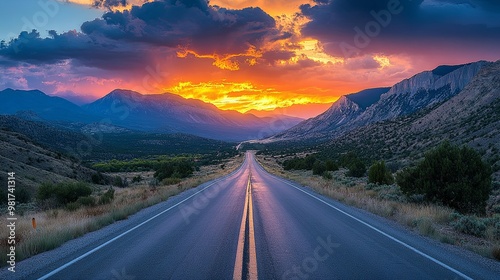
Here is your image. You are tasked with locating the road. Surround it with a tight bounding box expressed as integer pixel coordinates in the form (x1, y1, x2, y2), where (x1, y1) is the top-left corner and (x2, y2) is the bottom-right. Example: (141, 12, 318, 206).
(17, 152, 500, 279)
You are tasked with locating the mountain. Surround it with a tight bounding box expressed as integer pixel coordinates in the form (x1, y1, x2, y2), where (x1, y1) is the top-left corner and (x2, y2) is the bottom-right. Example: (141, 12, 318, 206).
(269, 61, 489, 142)
(317, 60, 500, 180)
(83, 89, 301, 141)
(0, 88, 302, 141)
(0, 88, 94, 122)
(246, 103, 331, 119)
(269, 87, 389, 141)
(355, 61, 488, 126)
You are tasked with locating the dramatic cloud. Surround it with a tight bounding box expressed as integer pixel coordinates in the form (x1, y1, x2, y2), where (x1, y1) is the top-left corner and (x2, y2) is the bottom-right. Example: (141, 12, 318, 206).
(0, 0, 498, 116)
(300, 0, 500, 58)
(81, 0, 279, 54)
(0, 30, 151, 70)
(92, 0, 128, 9)
(1, 0, 283, 70)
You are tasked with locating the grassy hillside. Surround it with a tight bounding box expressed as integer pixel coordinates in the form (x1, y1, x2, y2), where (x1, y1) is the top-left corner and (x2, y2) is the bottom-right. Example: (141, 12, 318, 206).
(0, 129, 98, 201)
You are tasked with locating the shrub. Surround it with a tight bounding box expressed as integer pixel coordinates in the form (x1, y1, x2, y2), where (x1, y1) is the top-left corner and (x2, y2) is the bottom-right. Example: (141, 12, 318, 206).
(312, 161, 327, 175)
(282, 155, 317, 171)
(132, 175, 143, 183)
(322, 171, 333, 180)
(15, 188, 31, 204)
(368, 161, 394, 185)
(161, 177, 182, 185)
(339, 152, 366, 177)
(396, 141, 492, 214)
(113, 176, 126, 187)
(451, 216, 486, 237)
(347, 160, 366, 178)
(76, 196, 96, 206)
(37, 182, 92, 207)
(99, 188, 115, 205)
(155, 161, 194, 180)
(325, 160, 339, 171)
(66, 202, 81, 212)
(91, 172, 107, 185)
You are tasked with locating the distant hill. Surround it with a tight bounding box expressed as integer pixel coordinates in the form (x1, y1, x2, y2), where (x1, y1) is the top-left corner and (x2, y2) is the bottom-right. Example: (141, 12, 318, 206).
(0, 88, 94, 122)
(0, 88, 302, 141)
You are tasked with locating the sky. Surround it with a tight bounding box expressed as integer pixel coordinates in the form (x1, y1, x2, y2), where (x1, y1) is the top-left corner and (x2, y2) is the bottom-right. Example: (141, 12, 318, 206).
(0, 0, 499, 118)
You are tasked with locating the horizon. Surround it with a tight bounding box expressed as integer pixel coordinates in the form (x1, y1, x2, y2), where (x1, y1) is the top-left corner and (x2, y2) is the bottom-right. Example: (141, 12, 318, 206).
(1, 0, 500, 119)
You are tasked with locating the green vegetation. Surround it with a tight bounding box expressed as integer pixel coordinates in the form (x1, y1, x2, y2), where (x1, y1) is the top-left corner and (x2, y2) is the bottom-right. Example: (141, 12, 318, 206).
(368, 161, 394, 185)
(281, 152, 365, 178)
(37, 182, 92, 208)
(154, 160, 194, 181)
(132, 175, 143, 183)
(91, 172, 109, 185)
(283, 154, 318, 170)
(37, 181, 116, 211)
(113, 176, 127, 188)
(99, 188, 115, 205)
(396, 141, 492, 214)
(92, 156, 191, 172)
(340, 152, 366, 178)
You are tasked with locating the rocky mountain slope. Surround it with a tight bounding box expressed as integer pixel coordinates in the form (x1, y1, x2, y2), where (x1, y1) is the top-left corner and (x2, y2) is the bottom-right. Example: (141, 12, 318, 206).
(269, 87, 389, 141)
(270, 61, 490, 142)
(319, 61, 500, 181)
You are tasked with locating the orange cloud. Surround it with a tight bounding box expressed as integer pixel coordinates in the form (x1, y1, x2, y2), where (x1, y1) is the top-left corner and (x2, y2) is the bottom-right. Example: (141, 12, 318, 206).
(176, 46, 262, 71)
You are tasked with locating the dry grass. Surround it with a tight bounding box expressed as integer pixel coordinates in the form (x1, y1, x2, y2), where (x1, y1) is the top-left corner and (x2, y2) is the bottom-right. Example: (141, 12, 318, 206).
(256, 155, 500, 260)
(0, 155, 244, 266)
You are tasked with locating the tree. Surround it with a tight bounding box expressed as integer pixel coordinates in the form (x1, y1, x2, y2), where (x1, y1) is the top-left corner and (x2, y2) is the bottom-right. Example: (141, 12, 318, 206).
(347, 160, 366, 177)
(368, 161, 394, 185)
(396, 141, 491, 214)
(312, 161, 327, 175)
(340, 152, 366, 177)
(325, 160, 339, 171)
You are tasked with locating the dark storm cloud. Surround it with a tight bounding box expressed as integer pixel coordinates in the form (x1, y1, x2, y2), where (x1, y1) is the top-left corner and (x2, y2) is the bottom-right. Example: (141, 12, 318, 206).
(0, 0, 281, 69)
(436, 0, 500, 11)
(81, 0, 279, 54)
(93, 0, 128, 9)
(0, 29, 150, 70)
(261, 50, 295, 64)
(300, 0, 500, 57)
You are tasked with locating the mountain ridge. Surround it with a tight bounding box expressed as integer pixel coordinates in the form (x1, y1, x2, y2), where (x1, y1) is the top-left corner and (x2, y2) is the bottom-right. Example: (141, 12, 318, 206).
(0, 88, 302, 141)
(267, 60, 491, 142)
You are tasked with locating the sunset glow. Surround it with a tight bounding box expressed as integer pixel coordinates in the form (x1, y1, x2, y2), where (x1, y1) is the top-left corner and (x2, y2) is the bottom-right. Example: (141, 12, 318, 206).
(1, 0, 499, 118)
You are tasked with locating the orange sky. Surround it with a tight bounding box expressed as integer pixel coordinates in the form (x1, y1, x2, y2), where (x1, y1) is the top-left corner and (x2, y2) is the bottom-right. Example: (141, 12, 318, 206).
(3, 1, 499, 119)
(47, 0, 410, 118)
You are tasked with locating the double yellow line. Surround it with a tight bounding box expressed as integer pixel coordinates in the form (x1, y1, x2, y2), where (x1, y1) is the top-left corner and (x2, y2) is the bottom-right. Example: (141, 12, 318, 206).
(233, 173, 258, 280)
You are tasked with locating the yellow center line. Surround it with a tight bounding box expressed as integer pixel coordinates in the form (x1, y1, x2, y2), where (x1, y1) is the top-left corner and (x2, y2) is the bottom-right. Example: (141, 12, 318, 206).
(247, 173, 258, 280)
(233, 172, 258, 280)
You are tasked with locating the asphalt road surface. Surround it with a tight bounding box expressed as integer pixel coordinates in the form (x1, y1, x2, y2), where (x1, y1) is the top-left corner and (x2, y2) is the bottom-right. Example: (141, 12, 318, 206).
(14, 152, 500, 279)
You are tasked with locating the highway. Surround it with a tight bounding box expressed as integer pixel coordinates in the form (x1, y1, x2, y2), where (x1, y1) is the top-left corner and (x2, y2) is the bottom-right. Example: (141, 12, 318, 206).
(19, 152, 500, 279)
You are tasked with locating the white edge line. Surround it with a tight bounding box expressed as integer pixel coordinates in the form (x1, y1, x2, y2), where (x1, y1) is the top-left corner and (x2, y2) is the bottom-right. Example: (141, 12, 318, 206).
(38, 158, 247, 280)
(253, 158, 473, 280)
